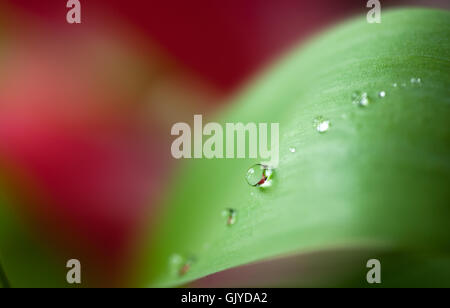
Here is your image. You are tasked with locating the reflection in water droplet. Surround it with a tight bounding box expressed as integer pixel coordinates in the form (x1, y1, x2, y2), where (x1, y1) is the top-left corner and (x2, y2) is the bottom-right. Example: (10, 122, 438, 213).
(313, 116, 330, 133)
(246, 164, 273, 187)
(379, 91, 386, 98)
(169, 254, 196, 277)
(179, 262, 191, 276)
(222, 208, 237, 226)
(180, 257, 196, 277)
(352, 91, 370, 107)
(289, 147, 296, 153)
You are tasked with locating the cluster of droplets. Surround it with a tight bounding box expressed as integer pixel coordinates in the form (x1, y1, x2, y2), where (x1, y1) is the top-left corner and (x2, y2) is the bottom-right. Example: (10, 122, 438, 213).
(167, 76, 424, 279)
(309, 76, 422, 137)
(393, 77, 422, 88)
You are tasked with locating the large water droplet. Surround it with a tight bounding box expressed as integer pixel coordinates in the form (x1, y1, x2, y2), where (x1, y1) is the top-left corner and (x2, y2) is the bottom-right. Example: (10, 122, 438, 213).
(246, 164, 273, 187)
(222, 208, 237, 226)
(313, 116, 330, 133)
(352, 91, 370, 107)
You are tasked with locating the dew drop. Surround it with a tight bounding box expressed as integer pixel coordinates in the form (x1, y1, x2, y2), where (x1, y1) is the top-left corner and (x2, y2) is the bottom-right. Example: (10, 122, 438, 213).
(410, 77, 422, 84)
(246, 164, 273, 187)
(169, 254, 184, 276)
(169, 254, 196, 277)
(289, 147, 296, 153)
(352, 91, 370, 107)
(179, 262, 191, 276)
(379, 91, 386, 98)
(222, 208, 237, 226)
(180, 257, 196, 277)
(313, 116, 330, 133)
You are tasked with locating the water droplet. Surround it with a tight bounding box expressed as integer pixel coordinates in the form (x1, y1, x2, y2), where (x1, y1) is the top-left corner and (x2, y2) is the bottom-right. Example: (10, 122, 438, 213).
(169, 254, 196, 277)
(169, 254, 184, 276)
(392, 83, 398, 88)
(245, 164, 273, 187)
(379, 91, 386, 98)
(289, 147, 296, 153)
(222, 208, 237, 226)
(352, 91, 370, 107)
(313, 116, 330, 133)
(410, 77, 422, 84)
(179, 262, 191, 276)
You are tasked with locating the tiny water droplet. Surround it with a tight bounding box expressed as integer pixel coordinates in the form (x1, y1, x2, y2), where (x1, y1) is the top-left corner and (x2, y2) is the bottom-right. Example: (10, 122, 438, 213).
(392, 83, 398, 87)
(410, 77, 422, 84)
(222, 208, 237, 226)
(379, 91, 386, 98)
(352, 91, 370, 107)
(289, 147, 296, 153)
(169, 254, 196, 277)
(180, 257, 196, 277)
(179, 263, 190, 276)
(246, 164, 273, 187)
(313, 116, 330, 133)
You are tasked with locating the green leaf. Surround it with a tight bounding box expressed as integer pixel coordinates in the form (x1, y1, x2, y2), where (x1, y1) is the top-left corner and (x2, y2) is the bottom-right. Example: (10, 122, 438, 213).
(144, 8, 450, 287)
